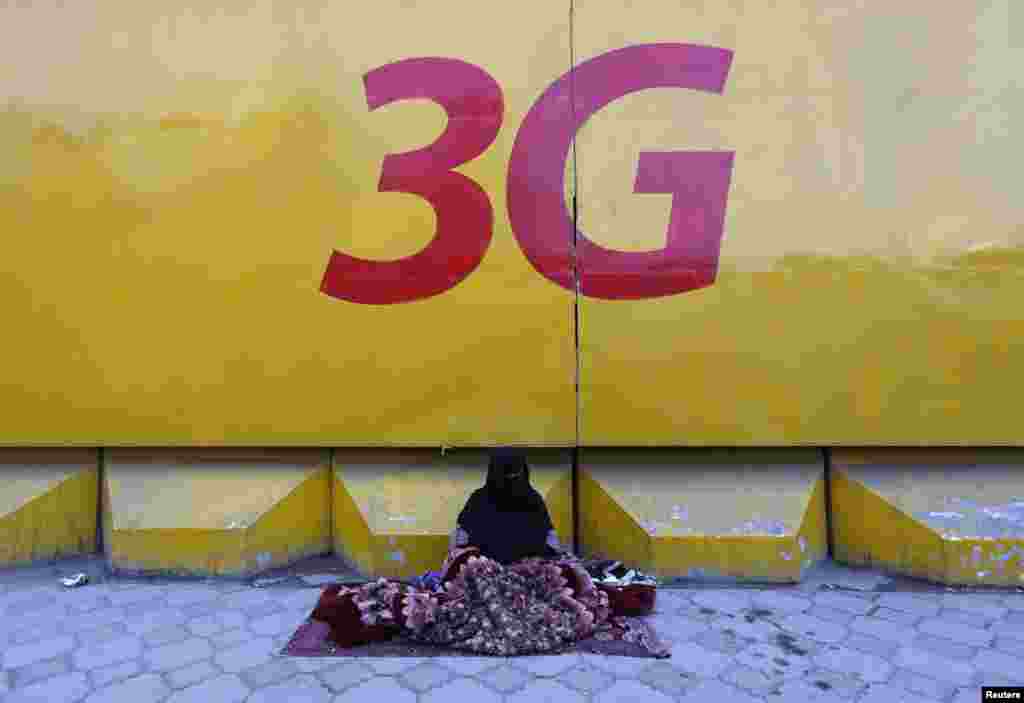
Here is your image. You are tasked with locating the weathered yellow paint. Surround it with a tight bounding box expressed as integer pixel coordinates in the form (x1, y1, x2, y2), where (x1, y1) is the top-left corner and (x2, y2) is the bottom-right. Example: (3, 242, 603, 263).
(3, 2, 1020, 446)
(831, 449, 1024, 585)
(578, 449, 826, 581)
(578, 467, 653, 570)
(103, 449, 330, 576)
(332, 449, 573, 578)
(0, 0, 574, 447)
(796, 475, 829, 576)
(576, 0, 1024, 445)
(0, 449, 99, 565)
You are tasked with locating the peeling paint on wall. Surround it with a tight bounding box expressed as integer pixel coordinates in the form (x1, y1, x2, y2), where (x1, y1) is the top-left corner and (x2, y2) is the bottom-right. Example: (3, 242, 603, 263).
(916, 499, 1024, 539)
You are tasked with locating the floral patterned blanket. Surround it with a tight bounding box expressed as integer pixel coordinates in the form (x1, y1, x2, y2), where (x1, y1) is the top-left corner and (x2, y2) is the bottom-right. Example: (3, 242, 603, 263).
(306, 547, 669, 658)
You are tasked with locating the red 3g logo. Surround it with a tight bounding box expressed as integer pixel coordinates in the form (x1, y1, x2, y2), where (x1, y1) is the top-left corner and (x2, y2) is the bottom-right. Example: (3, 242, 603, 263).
(320, 43, 734, 304)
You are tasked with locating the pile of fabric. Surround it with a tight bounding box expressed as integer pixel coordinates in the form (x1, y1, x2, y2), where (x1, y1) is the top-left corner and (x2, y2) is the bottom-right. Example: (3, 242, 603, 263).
(309, 546, 668, 657)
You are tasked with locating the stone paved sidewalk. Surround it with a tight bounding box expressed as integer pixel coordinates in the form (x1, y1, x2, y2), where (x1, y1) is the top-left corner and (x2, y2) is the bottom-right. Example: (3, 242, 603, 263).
(1, 557, 1021, 703)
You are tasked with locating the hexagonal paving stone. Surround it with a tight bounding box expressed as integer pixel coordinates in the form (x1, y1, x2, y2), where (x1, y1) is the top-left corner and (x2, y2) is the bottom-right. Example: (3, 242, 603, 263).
(208, 628, 251, 649)
(422, 678, 503, 703)
(3, 672, 92, 703)
(184, 616, 222, 638)
(579, 653, 655, 677)
(807, 606, 857, 626)
(751, 591, 812, 615)
(164, 661, 221, 689)
(239, 658, 301, 689)
(164, 674, 249, 703)
(441, 657, 501, 675)
(679, 679, 763, 703)
(804, 668, 870, 699)
(3, 590, 60, 616)
(123, 609, 188, 637)
(249, 610, 305, 638)
(974, 648, 1024, 681)
(64, 594, 113, 616)
(83, 673, 170, 703)
(778, 612, 848, 643)
(559, 663, 615, 693)
(876, 594, 940, 618)
(143, 625, 192, 648)
(6, 616, 65, 646)
(769, 679, 852, 703)
(165, 587, 221, 608)
(942, 594, 1007, 619)
(478, 664, 531, 693)
(331, 677, 416, 703)
(813, 592, 874, 615)
(293, 657, 341, 673)
(213, 637, 276, 673)
(505, 679, 585, 703)
(316, 662, 374, 692)
(363, 657, 426, 675)
(76, 624, 129, 647)
(222, 589, 274, 611)
(842, 634, 901, 660)
(594, 680, 673, 703)
(398, 662, 453, 692)
(514, 654, 580, 677)
(3, 634, 76, 669)
(246, 674, 330, 703)
(872, 607, 923, 627)
(694, 628, 747, 655)
(637, 661, 695, 697)
(735, 643, 813, 680)
(241, 601, 286, 622)
(858, 683, 936, 703)
(722, 664, 785, 695)
(108, 587, 166, 606)
(893, 646, 976, 686)
(10, 654, 72, 688)
(89, 659, 143, 689)
(145, 638, 214, 672)
(667, 641, 732, 678)
(691, 590, 752, 615)
(888, 667, 958, 701)
(655, 614, 709, 643)
(912, 633, 978, 661)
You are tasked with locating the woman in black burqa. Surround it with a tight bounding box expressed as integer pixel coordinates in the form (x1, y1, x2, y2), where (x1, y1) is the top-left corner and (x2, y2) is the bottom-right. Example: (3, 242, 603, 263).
(452, 448, 567, 564)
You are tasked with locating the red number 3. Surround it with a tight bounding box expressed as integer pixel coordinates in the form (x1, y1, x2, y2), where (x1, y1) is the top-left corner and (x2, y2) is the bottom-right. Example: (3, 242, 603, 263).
(320, 58, 503, 304)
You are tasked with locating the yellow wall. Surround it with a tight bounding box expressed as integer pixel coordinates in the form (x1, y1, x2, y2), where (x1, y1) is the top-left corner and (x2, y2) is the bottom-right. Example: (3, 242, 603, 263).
(1, 1, 1021, 445)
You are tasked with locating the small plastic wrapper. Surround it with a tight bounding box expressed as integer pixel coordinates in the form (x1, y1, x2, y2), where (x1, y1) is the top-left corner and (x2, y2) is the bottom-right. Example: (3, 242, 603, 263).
(61, 573, 89, 588)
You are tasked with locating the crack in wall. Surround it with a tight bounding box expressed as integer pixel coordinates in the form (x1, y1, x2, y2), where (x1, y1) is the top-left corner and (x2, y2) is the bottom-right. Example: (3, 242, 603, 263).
(570, 0, 580, 446)
(569, 0, 581, 555)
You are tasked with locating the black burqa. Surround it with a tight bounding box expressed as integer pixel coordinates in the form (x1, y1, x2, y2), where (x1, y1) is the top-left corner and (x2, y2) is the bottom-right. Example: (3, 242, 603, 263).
(457, 449, 554, 565)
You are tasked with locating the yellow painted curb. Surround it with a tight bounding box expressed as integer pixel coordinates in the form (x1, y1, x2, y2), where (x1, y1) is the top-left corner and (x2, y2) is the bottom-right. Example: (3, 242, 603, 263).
(831, 449, 1024, 585)
(0, 449, 99, 566)
(579, 449, 827, 582)
(104, 449, 331, 576)
(333, 449, 573, 579)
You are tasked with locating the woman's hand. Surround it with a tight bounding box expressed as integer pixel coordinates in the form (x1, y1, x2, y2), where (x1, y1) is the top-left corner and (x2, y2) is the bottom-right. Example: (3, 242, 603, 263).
(450, 526, 470, 549)
(547, 530, 574, 557)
